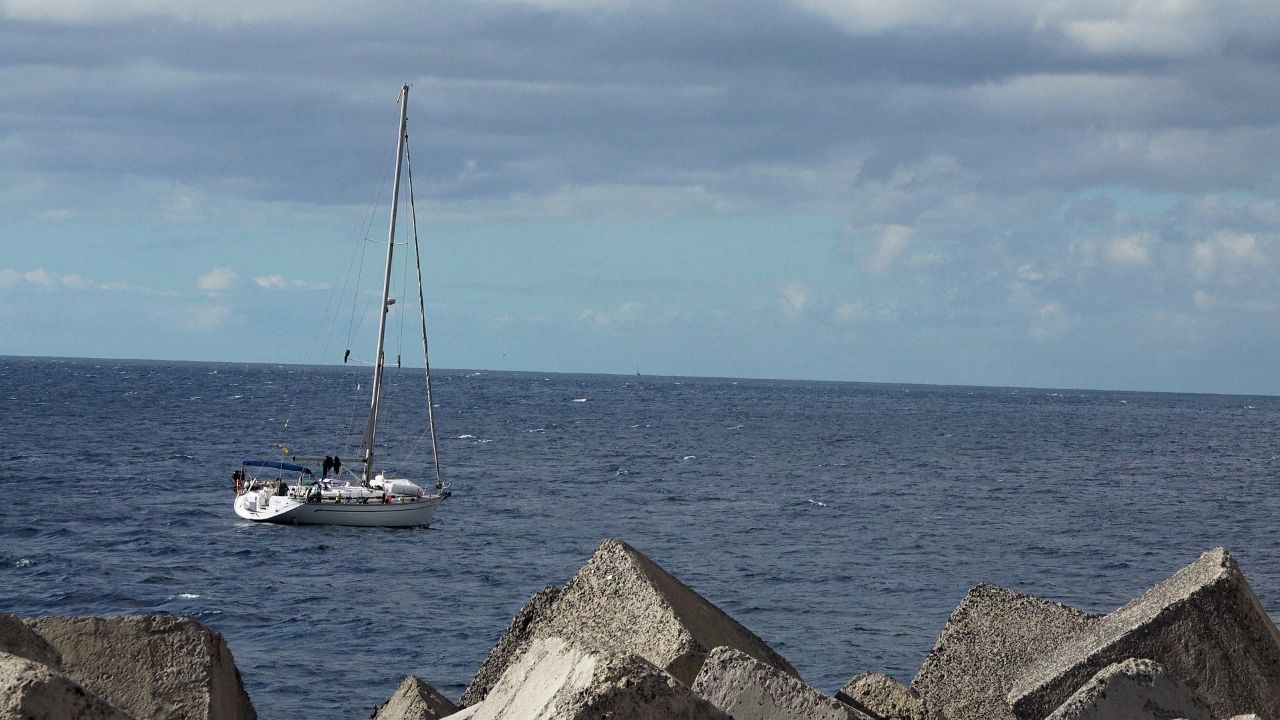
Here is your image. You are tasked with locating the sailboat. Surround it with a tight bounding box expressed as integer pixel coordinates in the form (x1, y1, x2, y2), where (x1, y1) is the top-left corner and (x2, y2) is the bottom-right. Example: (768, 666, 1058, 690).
(232, 84, 451, 528)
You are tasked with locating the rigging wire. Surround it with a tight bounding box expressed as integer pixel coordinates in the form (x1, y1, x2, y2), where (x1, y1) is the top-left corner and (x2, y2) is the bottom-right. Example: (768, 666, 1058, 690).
(403, 137, 445, 489)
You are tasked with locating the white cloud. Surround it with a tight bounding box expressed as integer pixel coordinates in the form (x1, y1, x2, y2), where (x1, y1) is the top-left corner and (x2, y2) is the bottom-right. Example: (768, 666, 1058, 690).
(863, 225, 914, 274)
(782, 283, 809, 315)
(1105, 232, 1156, 267)
(198, 267, 237, 292)
(0, 267, 137, 292)
(832, 301, 896, 324)
(576, 302, 641, 328)
(254, 274, 330, 290)
(184, 305, 232, 331)
(1029, 302, 1070, 342)
(1191, 231, 1270, 283)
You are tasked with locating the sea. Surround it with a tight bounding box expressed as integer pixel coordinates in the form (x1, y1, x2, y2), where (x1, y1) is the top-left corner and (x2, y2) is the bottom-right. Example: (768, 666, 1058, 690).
(3, 356, 1279, 718)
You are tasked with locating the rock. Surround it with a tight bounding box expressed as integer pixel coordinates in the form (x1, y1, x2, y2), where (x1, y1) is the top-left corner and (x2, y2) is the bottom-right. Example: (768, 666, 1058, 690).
(0, 612, 61, 668)
(1042, 658, 1213, 720)
(373, 675, 458, 720)
(837, 672, 938, 720)
(692, 646, 876, 720)
(458, 586, 561, 707)
(1008, 548, 1280, 720)
(912, 583, 1100, 720)
(536, 538, 796, 685)
(26, 615, 256, 720)
(452, 636, 730, 720)
(0, 650, 135, 720)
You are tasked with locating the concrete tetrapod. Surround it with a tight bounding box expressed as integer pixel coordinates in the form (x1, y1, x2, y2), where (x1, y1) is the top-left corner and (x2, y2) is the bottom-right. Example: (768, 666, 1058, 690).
(445, 636, 730, 720)
(0, 612, 60, 669)
(459, 586, 561, 707)
(837, 672, 940, 720)
(461, 538, 796, 704)
(912, 584, 1100, 720)
(0, 650, 135, 720)
(692, 646, 877, 720)
(373, 675, 459, 720)
(26, 615, 256, 720)
(1042, 658, 1213, 720)
(1008, 548, 1280, 720)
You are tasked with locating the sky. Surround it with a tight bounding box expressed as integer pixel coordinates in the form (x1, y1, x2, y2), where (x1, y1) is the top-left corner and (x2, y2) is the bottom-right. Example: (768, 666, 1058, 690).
(3, 0, 1280, 394)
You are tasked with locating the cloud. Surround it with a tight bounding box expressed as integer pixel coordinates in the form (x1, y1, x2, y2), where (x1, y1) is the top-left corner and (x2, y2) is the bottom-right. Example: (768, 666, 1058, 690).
(254, 274, 329, 290)
(782, 283, 809, 315)
(0, 267, 138, 292)
(1105, 232, 1156, 267)
(863, 225, 914, 274)
(184, 304, 232, 330)
(198, 267, 237, 292)
(576, 302, 641, 328)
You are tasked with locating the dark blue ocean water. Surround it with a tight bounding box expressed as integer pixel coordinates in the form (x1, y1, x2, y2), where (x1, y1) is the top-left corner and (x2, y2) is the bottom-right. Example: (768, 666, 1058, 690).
(3, 356, 1280, 718)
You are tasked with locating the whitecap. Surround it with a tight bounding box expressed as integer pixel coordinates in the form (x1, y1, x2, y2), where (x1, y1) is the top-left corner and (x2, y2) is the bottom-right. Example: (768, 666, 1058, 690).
(807, 499, 828, 507)
(177, 593, 201, 599)
(725, 424, 743, 430)
(571, 398, 587, 403)
(458, 434, 475, 439)
(682, 455, 696, 461)
(15, 558, 34, 567)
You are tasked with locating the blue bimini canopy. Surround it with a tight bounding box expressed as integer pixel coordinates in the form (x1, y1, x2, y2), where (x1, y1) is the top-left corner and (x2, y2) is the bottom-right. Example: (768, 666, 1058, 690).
(242, 460, 313, 475)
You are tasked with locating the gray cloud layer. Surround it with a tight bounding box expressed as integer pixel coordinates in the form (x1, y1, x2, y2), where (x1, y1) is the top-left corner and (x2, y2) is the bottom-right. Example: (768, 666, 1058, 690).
(4, 0, 1280, 390)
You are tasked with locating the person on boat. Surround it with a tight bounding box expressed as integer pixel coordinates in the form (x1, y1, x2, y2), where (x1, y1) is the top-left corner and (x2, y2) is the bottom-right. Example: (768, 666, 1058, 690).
(322, 456, 333, 478)
(275, 480, 288, 496)
(332, 455, 343, 476)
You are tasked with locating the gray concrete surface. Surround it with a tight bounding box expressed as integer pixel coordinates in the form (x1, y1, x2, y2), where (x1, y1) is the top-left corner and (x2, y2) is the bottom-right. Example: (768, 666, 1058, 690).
(0, 650, 135, 720)
(373, 675, 459, 720)
(1042, 658, 1213, 720)
(27, 615, 256, 720)
(692, 646, 877, 720)
(449, 636, 730, 720)
(838, 671, 938, 720)
(912, 583, 1100, 720)
(0, 612, 60, 669)
(1008, 548, 1280, 720)
(459, 586, 561, 707)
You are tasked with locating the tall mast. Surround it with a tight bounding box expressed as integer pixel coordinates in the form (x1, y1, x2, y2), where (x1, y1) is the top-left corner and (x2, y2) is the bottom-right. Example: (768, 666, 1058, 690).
(360, 83, 410, 482)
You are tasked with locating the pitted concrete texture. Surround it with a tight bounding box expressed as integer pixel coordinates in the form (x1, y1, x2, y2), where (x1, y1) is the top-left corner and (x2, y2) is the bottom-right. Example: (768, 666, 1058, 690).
(451, 636, 730, 720)
(1042, 658, 1213, 720)
(912, 584, 1100, 720)
(692, 646, 876, 720)
(27, 615, 256, 720)
(837, 672, 938, 720)
(373, 675, 459, 720)
(0, 612, 60, 668)
(459, 586, 561, 707)
(1008, 548, 1280, 720)
(1, 650, 135, 720)
(535, 538, 797, 685)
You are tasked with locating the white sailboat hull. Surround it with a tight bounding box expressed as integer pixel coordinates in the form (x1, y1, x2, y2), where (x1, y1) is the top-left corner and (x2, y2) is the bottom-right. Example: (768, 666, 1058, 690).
(233, 492, 445, 528)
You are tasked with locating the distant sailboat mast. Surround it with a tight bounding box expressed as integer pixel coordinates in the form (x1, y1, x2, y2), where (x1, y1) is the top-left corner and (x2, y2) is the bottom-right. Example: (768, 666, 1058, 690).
(360, 83, 411, 484)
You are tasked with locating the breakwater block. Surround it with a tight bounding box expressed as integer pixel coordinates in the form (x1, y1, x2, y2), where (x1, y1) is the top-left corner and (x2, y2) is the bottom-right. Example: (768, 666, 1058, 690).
(692, 646, 876, 720)
(446, 636, 730, 720)
(0, 612, 61, 669)
(836, 671, 939, 720)
(1042, 658, 1212, 720)
(26, 615, 257, 720)
(463, 538, 796, 699)
(912, 584, 1100, 720)
(0, 651, 134, 720)
(459, 586, 561, 707)
(1008, 548, 1280, 720)
(373, 675, 458, 720)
